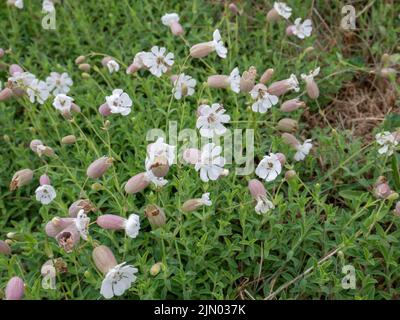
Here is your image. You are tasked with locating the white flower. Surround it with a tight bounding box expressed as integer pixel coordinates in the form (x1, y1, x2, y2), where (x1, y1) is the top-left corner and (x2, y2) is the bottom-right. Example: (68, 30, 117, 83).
(255, 197, 274, 214)
(172, 73, 196, 100)
(292, 18, 313, 39)
(146, 137, 176, 170)
(105, 89, 132, 116)
(8, 0, 23, 9)
(161, 13, 179, 26)
(35, 184, 56, 205)
(124, 214, 140, 239)
(250, 85, 279, 113)
(196, 103, 230, 138)
(212, 29, 227, 58)
(228, 67, 240, 93)
(200, 193, 212, 206)
(255, 153, 282, 182)
(376, 132, 398, 156)
(142, 46, 174, 78)
(274, 2, 292, 19)
(26, 79, 50, 104)
(46, 72, 73, 95)
(107, 60, 120, 74)
(75, 210, 90, 241)
(8, 71, 35, 88)
(42, 0, 55, 12)
(301, 67, 320, 82)
(294, 139, 313, 161)
(144, 170, 168, 187)
(287, 74, 300, 92)
(195, 143, 226, 182)
(100, 262, 138, 299)
(52, 94, 74, 113)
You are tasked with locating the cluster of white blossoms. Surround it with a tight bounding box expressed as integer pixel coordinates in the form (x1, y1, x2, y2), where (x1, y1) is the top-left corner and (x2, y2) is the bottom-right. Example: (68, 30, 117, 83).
(1, 4, 322, 300)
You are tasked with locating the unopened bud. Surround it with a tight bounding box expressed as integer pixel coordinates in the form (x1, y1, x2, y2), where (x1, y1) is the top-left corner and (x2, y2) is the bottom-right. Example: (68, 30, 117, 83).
(91, 182, 103, 191)
(281, 99, 305, 112)
(260, 68, 274, 84)
(150, 262, 163, 276)
(281, 133, 300, 147)
(78, 63, 91, 72)
(81, 72, 91, 79)
(266, 8, 280, 23)
(0, 88, 14, 101)
(86, 156, 113, 179)
(240, 66, 257, 92)
(125, 172, 150, 194)
(0, 240, 11, 255)
(285, 170, 297, 180)
(277, 118, 298, 133)
(75, 55, 86, 65)
(5, 277, 24, 300)
(61, 135, 77, 145)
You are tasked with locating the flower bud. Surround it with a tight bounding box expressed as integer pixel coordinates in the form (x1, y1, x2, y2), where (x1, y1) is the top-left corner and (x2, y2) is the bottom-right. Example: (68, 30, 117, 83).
(75, 55, 86, 65)
(281, 99, 305, 112)
(81, 72, 91, 79)
(0, 48, 4, 58)
(5, 277, 24, 300)
(30, 139, 44, 153)
(305, 78, 319, 99)
(86, 156, 113, 179)
(170, 21, 184, 36)
(229, 3, 240, 15)
(68, 199, 96, 218)
(182, 148, 201, 165)
(285, 170, 297, 180)
(78, 63, 91, 72)
(124, 172, 150, 194)
(0, 240, 11, 255)
(150, 262, 163, 276)
(266, 8, 280, 22)
(96, 214, 126, 230)
(387, 192, 399, 201)
(181, 193, 212, 212)
(91, 182, 103, 191)
(39, 174, 51, 186)
(9, 168, 33, 191)
(190, 41, 215, 58)
(260, 68, 274, 84)
(9, 64, 24, 76)
(281, 133, 300, 147)
(144, 204, 166, 228)
(92, 245, 118, 275)
(240, 66, 257, 92)
(277, 118, 298, 133)
(248, 179, 266, 199)
(0, 88, 14, 101)
(61, 135, 77, 145)
(99, 103, 112, 116)
(373, 176, 393, 199)
(276, 153, 286, 166)
(207, 75, 230, 89)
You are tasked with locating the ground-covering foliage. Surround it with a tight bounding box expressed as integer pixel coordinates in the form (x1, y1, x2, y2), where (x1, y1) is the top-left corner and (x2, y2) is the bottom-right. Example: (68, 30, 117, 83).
(0, 0, 399, 300)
